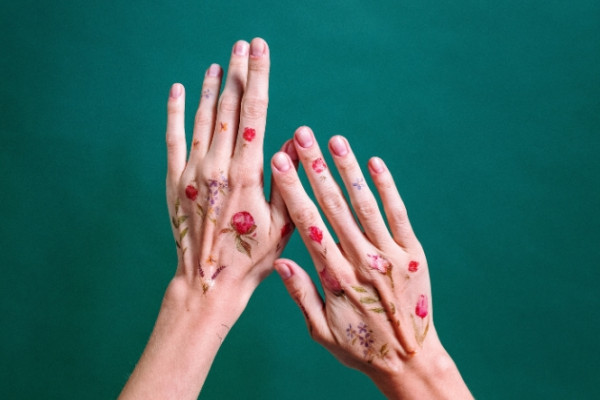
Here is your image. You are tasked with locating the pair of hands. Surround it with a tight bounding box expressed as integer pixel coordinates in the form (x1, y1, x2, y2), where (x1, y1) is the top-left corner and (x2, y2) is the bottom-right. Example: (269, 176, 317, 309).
(121, 38, 471, 400)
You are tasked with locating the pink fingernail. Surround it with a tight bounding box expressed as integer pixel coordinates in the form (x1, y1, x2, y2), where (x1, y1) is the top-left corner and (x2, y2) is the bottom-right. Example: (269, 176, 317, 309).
(329, 136, 348, 157)
(207, 64, 221, 77)
(273, 152, 291, 172)
(369, 157, 385, 174)
(294, 127, 313, 148)
(170, 83, 182, 98)
(275, 262, 293, 280)
(250, 39, 265, 58)
(285, 140, 299, 161)
(234, 41, 248, 56)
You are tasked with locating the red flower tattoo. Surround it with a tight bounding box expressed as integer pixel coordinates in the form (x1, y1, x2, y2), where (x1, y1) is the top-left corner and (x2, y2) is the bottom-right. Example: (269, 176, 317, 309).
(220, 211, 257, 258)
(231, 211, 255, 235)
(308, 226, 323, 244)
(185, 185, 198, 201)
(311, 157, 327, 173)
(415, 294, 428, 319)
(319, 266, 343, 296)
(280, 222, 293, 238)
(243, 127, 256, 142)
(408, 260, 419, 272)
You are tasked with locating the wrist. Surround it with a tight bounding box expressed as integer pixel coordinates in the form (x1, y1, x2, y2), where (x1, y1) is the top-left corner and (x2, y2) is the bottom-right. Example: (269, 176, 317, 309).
(367, 335, 472, 400)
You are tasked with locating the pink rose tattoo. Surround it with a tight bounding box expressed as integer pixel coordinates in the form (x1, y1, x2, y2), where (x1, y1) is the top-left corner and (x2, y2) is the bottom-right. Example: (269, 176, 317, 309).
(367, 254, 391, 274)
(311, 157, 327, 173)
(319, 266, 343, 296)
(220, 211, 257, 258)
(415, 294, 428, 319)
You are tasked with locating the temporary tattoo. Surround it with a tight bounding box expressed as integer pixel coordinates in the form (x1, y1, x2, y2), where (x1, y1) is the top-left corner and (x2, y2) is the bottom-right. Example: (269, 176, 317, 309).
(243, 127, 256, 142)
(296, 297, 313, 336)
(415, 294, 428, 318)
(281, 222, 293, 238)
(197, 260, 205, 278)
(202, 88, 212, 99)
(220, 122, 228, 132)
(319, 266, 344, 296)
(171, 198, 189, 255)
(206, 255, 217, 265)
(412, 295, 430, 346)
(211, 265, 227, 280)
(185, 184, 199, 201)
(408, 260, 419, 273)
(346, 322, 389, 363)
(311, 157, 327, 173)
(206, 173, 229, 223)
(352, 178, 365, 190)
(351, 285, 385, 313)
(367, 254, 394, 288)
(308, 226, 323, 244)
(277, 222, 294, 251)
(220, 211, 257, 258)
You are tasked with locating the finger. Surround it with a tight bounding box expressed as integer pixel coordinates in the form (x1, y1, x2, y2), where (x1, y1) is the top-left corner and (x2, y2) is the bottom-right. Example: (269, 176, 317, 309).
(292, 127, 363, 253)
(189, 64, 223, 160)
(328, 136, 390, 248)
(269, 139, 298, 221)
(368, 157, 418, 248)
(166, 83, 187, 182)
(274, 258, 332, 343)
(233, 38, 270, 171)
(271, 150, 342, 266)
(209, 40, 248, 159)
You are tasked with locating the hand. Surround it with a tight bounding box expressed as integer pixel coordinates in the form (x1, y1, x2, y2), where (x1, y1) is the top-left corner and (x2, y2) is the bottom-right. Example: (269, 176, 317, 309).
(270, 127, 472, 399)
(164, 38, 293, 315)
(120, 38, 296, 400)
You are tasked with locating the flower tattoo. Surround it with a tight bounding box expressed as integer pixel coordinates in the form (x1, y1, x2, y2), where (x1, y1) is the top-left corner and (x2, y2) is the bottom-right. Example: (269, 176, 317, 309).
(220, 211, 257, 258)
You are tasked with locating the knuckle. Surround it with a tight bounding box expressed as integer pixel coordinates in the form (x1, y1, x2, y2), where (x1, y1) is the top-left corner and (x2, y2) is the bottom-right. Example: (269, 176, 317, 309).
(241, 96, 269, 120)
(194, 110, 213, 129)
(355, 199, 379, 219)
(219, 94, 240, 113)
(291, 206, 317, 228)
(320, 193, 346, 216)
(248, 60, 270, 74)
(228, 165, 262, 187)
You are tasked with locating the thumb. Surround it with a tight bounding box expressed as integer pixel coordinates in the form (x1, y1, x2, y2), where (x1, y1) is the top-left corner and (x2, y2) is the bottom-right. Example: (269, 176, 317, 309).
(274, 258, 330, 342)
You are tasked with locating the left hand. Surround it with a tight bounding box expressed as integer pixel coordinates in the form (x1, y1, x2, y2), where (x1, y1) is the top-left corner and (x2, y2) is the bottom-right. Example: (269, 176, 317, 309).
(164, 37, 295, 317)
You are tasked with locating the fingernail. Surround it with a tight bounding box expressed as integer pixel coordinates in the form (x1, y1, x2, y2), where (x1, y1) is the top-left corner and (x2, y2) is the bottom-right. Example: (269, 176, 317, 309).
(329, 136, 348, 157)
(273, 152, 291, 172)
(234, 41, 248, 56)
(207, 64, 221, 77)
(369, 157, 385, 174)
(295, 127, 313, 148)
(250, 39, 265, 58)
(285, 140, 299, 161)
(170, 83, 182, 98)
(275, 262, 293, 280)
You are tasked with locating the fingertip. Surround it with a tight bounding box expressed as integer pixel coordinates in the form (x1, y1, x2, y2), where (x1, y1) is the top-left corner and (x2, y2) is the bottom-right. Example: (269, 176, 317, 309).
(169, 83, 184, 99)
(274, 260, 294, 280)
(294, 126, 314, 149)
(272, 152, 292, 173)
(206, 63, 222, 77)
(250, 37, 269, 58)
(368, 156, 386, 175)
(233, 40, 249, 56)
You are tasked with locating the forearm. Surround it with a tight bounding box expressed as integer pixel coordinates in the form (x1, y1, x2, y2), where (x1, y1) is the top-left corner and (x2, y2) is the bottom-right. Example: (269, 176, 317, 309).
(119, 277, 249, 400)
(368, 339, 472, 400)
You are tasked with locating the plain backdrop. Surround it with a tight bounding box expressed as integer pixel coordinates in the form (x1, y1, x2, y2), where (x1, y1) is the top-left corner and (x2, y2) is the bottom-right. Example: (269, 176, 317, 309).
(1, 0, 599, 398)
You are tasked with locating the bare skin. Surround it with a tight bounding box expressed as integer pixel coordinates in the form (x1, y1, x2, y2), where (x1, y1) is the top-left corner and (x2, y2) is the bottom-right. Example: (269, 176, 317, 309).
(271, 128, 473, 399)
(119, 38, 296, 400)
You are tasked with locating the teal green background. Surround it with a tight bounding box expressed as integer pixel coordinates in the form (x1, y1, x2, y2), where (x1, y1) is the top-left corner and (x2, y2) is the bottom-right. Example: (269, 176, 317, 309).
(1, 0, 599, 398)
